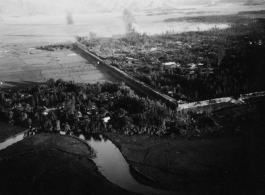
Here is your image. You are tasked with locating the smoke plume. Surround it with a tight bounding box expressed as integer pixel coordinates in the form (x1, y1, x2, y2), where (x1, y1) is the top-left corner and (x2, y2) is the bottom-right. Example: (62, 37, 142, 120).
(123, 9, 141, 34)
(66, 10, 74, 25)
(89, 31, 97, 39)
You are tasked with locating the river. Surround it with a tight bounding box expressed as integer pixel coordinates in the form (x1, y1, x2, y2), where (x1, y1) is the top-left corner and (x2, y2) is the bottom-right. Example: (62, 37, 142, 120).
(0, 132, 176, 195)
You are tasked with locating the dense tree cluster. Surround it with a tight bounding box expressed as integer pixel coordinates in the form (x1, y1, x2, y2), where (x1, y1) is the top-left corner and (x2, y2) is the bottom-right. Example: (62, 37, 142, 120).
(36, 43, 73, 51)
(0, 79, 216, 136)
(164, 14, 250, 24)
(78, 15, 265, 102)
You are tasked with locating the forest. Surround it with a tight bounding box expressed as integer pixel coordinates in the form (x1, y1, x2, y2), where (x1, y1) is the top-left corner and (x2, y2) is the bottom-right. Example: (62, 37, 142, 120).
(0, 79, 217, 137)
(76, 14, 265, 102)
(164, 14, 250, 23)
(36, 43, 73, 51)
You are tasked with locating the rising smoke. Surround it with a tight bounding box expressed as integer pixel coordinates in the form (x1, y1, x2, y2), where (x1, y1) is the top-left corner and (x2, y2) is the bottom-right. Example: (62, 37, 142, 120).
(66, 10, 74, 25)
(123, 9, 141, 34)
(89, 31, 97, 39)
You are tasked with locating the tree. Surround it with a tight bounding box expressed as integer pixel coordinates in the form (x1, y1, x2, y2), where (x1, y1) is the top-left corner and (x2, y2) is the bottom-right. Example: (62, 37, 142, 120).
(65, 100, 75, 115)
(46, 78, 55, 88)
(83, 115, 91, 133)
(26, 118, 32, 128)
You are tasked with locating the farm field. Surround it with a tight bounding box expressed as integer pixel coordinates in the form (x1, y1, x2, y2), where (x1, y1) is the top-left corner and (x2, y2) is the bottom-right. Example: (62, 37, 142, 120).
(0, 43, 120, 92)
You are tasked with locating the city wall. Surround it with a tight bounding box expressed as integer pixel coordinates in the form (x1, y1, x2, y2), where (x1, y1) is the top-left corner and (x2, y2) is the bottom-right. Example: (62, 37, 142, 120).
(75, 42, 265, 111)
(75, 42, 178, 108)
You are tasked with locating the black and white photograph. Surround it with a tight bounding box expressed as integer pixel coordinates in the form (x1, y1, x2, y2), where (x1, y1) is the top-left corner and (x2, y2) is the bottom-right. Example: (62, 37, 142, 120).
(0, 0, 265, 194)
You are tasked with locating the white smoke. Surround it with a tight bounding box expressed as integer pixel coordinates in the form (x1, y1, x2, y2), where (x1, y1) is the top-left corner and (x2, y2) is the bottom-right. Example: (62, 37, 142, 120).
(65, 10, 74, 25)
(131, 23, 143, 34)
(123, 8, 142, 34)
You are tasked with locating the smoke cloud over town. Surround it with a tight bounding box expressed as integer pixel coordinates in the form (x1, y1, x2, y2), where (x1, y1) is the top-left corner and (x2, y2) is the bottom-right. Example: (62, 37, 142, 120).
(122, 9, 142, 34)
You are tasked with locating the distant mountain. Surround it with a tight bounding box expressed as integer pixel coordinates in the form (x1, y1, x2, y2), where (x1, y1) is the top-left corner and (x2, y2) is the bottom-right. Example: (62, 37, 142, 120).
(0, 0, 249, 15)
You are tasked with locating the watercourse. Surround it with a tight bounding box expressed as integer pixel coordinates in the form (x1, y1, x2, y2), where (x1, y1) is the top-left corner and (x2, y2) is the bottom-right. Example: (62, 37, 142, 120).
(0, 131, 176, 195)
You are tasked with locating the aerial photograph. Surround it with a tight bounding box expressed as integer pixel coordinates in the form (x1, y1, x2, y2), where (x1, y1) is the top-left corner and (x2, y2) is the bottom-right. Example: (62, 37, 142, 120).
(0, 0, 265, 194)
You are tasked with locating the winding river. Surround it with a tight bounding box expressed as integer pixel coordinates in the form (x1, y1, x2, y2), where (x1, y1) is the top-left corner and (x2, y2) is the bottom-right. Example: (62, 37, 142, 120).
(0, 132, 176, 195)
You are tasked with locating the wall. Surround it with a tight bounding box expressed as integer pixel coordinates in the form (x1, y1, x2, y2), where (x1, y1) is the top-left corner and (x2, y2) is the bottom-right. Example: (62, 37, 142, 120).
(75, 42, 265, 111)
(75, 43, 178, 108)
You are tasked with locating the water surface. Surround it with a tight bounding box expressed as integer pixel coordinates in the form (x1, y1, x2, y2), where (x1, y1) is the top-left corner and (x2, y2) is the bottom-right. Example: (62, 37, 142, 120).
(0, 132, 25, 150)
(78, 133, 176, 195)
(0, 132, 176, 195)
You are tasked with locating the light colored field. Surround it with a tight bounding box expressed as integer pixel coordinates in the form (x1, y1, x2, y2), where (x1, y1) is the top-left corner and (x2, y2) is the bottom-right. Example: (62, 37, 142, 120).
(0, 43, 120, 92)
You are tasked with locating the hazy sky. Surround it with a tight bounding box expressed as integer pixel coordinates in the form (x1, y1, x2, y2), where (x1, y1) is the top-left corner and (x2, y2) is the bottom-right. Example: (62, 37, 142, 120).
(0, 0, 257, 16)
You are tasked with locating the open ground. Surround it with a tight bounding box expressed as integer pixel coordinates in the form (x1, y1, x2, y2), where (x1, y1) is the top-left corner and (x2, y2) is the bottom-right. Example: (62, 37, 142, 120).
(0, 43, 120, 92)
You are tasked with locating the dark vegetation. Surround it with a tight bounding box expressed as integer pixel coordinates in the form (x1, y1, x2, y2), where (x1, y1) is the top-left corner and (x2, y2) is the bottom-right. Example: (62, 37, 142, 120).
(76, 15, 265, 102)
(238, 10, 265, 15)
(0, 79, 218, 137)
(164, 14, 250, 23)
(244, 0, 265, 6)
(36, 42, 73, 51)
(147, 10, 219, 16)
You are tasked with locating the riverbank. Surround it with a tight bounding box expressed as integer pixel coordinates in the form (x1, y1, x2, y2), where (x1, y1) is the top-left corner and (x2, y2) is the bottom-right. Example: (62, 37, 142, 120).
(0, 97, 264, 194)
(0, 133, 137, 195)
(0, 123, 27, 143)
(103, 98, 265, 194)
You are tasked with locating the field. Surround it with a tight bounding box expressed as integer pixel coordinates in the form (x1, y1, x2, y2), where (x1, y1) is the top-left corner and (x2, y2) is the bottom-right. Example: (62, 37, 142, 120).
(0, 43, 120, 93)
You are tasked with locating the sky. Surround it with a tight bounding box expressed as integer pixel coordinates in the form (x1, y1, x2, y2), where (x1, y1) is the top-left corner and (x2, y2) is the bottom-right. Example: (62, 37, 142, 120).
(0, 0, 259, 16)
